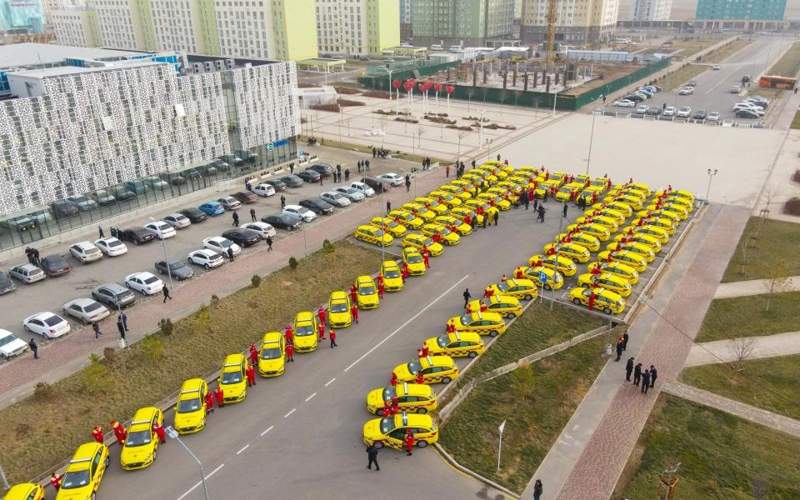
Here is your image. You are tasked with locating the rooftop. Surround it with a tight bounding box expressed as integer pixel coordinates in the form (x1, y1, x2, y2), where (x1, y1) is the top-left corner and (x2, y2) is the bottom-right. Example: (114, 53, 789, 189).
(0, 43, 142, 69)
(9, 60, 161, 80)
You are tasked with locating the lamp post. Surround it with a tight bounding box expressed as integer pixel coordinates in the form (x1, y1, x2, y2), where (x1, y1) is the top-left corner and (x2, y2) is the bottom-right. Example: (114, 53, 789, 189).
(149, 217, 173, 286)
(166, 426, 209, 500)
(585, 107, 598, 175)
(704, 168, 718, 205)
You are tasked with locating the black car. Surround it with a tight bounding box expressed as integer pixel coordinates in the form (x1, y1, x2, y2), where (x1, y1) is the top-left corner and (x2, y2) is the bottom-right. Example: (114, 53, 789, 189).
(361, 176, 386, 194)
(112, 186, 137, 201)
(262, 213, 302, 231)
(0, 271, 16, 295)
(119, 227, 156, 245)
(155, 259, 195, 280)
(297, 169, 321, 183)
(307, 164, 334, 177)
(232, 191, 258, 204)
(264, 179, 287, 192)
(299, 198, 335, 215)
(40, 254, 72, 277)
(179, 208, 208, 223)
(222, 228, 261, 247)
(736, 109, 759, 119)
(624, 94, 645, 103)
(279, 175, 304, 188)
(645, 107, 662, 116)
(51, 200, 79, 218)
(693, 110, 707, 120)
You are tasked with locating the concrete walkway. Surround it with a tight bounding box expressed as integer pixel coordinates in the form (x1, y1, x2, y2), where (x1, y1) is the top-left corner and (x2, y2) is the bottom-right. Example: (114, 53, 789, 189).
(714, 275, 800, 299)
(662, 380, 800, 438)
(684, 330, 800, 366)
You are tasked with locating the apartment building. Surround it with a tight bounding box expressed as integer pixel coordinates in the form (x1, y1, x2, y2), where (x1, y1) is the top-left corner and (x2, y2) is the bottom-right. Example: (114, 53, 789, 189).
(520, 0, 620, 44)
(49, 8, 101, 47)
(316, 0, 399, 57)
(633, 0, 672, 21)
(411, 0, 514, 46)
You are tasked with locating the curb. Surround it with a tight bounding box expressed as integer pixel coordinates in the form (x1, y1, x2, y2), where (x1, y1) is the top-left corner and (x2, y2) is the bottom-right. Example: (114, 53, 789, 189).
(433, 443, 520, 499)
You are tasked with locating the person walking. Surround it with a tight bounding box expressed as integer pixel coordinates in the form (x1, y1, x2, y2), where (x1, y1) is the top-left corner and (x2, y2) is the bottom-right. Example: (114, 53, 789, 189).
(116, 314, 127, 348)
(351, 303, 359, 324)
(285, 343, 295, 362)
(641, 369, 651, 394)
(280, 195, 286, 209)
(533, 479, 543, 500)
(625, 357, 634, 382)
(330, 329, 337, 348)
(152, 421, 166, 444)
(266, 235, 273, 252)
(246, 363, 256, 387)
(227, 247, 234, 262)
(250, 208, 256, 222)
(422, 248, 430, 269)
(111, 420, 127, 445)
(162, 285, 171, 303)
(386, 200, 391, 213)
(563, 203, 568, 218)
(318, 321, 326, 340)
(537, 205, 546, 223)
(214, 384, 224, 407)
(633, 362, 642, 386)
(615, 337, 624, 361)
(98, 225, 105, 239)
(232, 211, 239, 227)
(345, 168, 350, 181)
(463, 288, 471, 308)
(93, 321, 102, 339)
(523, 190, 530, 210)
(404, 430, 415, 456)
(405, 175, 411, 193)
(494, 210, 499, 226)
(248, 343, 259, 367)
(533, 197, 539, 211)
(205, 390, 215, 413)
(649, 365, 658, 388)
(366, 443, 380, 471)
(317, 307, 327, 328)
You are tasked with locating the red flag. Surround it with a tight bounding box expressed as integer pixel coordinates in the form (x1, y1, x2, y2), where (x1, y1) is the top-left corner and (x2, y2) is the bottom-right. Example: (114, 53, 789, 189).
(446, 85, 455, 94)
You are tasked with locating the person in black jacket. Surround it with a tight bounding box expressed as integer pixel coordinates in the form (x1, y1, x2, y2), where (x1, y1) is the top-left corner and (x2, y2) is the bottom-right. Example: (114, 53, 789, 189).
(366, 443, 380, 471)
(633, 362, 642, 386)
(625, 357, 634, 382)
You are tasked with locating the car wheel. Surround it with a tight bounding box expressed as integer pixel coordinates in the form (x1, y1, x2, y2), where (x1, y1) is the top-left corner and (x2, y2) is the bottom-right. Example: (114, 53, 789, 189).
(544, 284, 552, 290)
(504, 312, 515, 319)
(416, 440, 428, 448)
(468, 351, 478, 359)
(441, 376, 452, 384)
(489, 330, 498, 338)
(204, 263, 211, 270)
(572, 298, 582, 306)
(524, 294, 533, 301)
(603, 307, 613, 315)
(417, 407, 428, 414)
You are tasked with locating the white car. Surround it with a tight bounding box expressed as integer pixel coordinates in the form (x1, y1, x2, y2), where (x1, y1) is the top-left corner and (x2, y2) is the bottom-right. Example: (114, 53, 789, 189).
(203, 236, 241, 256)
(613, 99, 636, 108)
(0, 329, 28, 358)
(282, 205, 316, 223)
(253, 183, 276, 197)
(144, 221, 177, 240)
(663, 106, 676, 117)
(712, 64, 721, 70)
(94, 237, 128, 257)
(707, 112, 721, 122)
(335, 186, 365, 202)
(635, 104, 649, 114)
(240, 222, 276, 239)
(350, 181, 375, 197)
(732, 103, 763, 115)
(8, 263, 46, 284)
(377, 172, 404, 187)
(62, 298, 110, 324)
(163, 213, 192, 229)
(69, 241, 103, 264)
(23, 312, 71, 339)
(676, 106, 692, 118)
(217, 196, 242, 210)
(320, 191, 352, 207)
(678, 87, 694, 95)
(188, 249, 225, 269)
(125, 271, 165, 295)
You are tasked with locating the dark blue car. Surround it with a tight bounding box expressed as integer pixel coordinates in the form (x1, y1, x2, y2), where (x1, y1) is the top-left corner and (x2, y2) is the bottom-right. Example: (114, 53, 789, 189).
(198, 201, 225, 216)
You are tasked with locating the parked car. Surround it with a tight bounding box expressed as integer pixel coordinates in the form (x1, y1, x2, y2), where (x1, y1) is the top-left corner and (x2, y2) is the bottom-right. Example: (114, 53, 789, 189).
(0, 271, 15, 295)
(188, 249, 225, 269)
(69, 241, 103, 263)
(155, 259, 195, 280)
(307, 164, 334, 177)
(297, 169, 321, 183)
(144, 175, 168, 190)
(232, 191, 258, 204)
(9, 263, 46, 283)
(198, 201, 225, 216)
(320, 191, 351, 207)
(299, 198, 334, 215)
(51, 200, 79, 218)
(712, 64, 721, 70)
(678, 86, 694, 95)
(144, 221, 177, 240)
(676, 106, 692, 118)
(745, 97, 768, 109)
(23, 312, 70, 338)
(613, 99, 635, 108)
(94, 237, 128, 256)
(635, 104, 649, 114)
(163, 213, 192, 229)
(92, 283, 136, 309)
(40, 254, 72, 277)
(279, 175, 304, 188)
(736, 109, 760, 119)
(361, 176, 387, 193)
(263, 179, 287, 192)
(62, 298, 110, 324)
(377, 173, 404, 187)
(92, 190, 116, 206)
(645, 107, 662, 116)
(178, 208, 208, 223)
(125, 271, 165, 295)
(335, 186, 366, 202)
(730, 85, 742, 94)
(125, 180, 148, 194)
(663, 106, 676, 117)
(67, 195, 98, 211)
(622, 94, 644, 103)
(350, 181, 376, 197)
(240, 222, 276, 239)
(119, 227, 156, 245)
(203, 236, 242, 256)
(261, 213, 302, 231)
(112, 185, 136, 201)
(217, 196, 242, 210)
(253, 183, 276, 197)
(222, 228, 261, 247)
(282, 205, 317, 223)
(0, 329, 28, 358)
(693, 110, 707, 120)
(707, 111, 721, 122)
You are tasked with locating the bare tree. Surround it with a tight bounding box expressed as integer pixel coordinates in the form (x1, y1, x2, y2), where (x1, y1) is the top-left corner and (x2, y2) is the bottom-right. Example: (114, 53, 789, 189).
(765, 259, 790, 312)
(730, 337, 756, 372)
(510, 361, 535, 403)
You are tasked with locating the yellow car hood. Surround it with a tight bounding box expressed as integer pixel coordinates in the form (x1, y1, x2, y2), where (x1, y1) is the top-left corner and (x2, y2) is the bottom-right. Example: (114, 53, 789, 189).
(294, 334, 317, 348)
(174, 410, 204, 429)
(393, 363, 414, 381)
(363, 418, 384, 441)
(366, 389, 385, 410)
(120, 444, 154, 465)
(259, 357, 284, 373)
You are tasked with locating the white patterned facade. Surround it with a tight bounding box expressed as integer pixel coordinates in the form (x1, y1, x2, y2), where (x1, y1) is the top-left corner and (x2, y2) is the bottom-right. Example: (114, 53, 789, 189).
(150, 0, 201, 53)
(214, 0, 274, 60)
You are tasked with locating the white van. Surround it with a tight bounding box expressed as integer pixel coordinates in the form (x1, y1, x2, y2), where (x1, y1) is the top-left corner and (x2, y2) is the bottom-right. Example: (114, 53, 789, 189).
(253, 183, 276, 197)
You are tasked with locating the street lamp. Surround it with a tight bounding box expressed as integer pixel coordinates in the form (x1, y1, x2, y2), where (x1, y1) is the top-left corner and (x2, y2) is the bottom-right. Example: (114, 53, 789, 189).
(149, 217, 173, 286)
(166, 426, 210, 500)
(585, 107, 598, 175)
(704, 168, 718, 205)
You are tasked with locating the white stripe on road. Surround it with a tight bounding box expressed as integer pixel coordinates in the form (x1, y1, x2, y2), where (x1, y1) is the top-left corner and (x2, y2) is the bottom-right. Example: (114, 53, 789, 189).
(305, 392, 317, 402)
(236, 444, 250, 455)
(324, 377, 336, 387)
(343, 274, 470, 373)
(260, 425, 274, 437)
(284, 408, 296, 418)
(176, 463, 225, 500)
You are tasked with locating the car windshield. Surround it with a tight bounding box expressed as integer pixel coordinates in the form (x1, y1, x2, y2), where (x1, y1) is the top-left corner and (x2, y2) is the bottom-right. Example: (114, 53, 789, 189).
(359, 286, 375, 295)
(440, 228, 451, 236)
(407, 254, 422, 263)
(407, 359, 421, 374)
(0, 335, 18, 347)
(387, 220, 398, 228)
(385, 269, 400, 278)
(177, 397, 201, 413)
(296, 323, 314, 336)
(85, 302, 103, 313)
(61, 470, 90, 489)
(125, 430, 152, 447)
(330, 193, 342, 199)
(167, 261, 184, 270)
(222, 371, 242, 384)
(144, 276, 159, 285)
(380, 417, 395, 435)
(382, 387, 396, 401)
(261, 347, 281, 359)
(460, 314, 472, 325)
(107, 239, 123, 247)
(437, 335, 449, 347)
(496, 282, 509, 292)
(44, 316, 62, 326)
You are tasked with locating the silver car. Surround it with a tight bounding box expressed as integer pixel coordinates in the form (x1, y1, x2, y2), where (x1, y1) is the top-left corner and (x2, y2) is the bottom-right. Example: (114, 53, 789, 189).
(164, 213, 192, 229)
(9, 263, 46, 284)
(240, 222, 276, 239)
(335, 186, 366, 202)
(320, 191, 351, 207)
(63, 298, 110, 324)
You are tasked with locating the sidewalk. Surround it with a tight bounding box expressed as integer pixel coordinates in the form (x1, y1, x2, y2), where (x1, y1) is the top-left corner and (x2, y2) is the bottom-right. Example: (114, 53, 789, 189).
(714, 275, 800, 298)
(662, 380, 800, 438)
(684, 330, 800, 366)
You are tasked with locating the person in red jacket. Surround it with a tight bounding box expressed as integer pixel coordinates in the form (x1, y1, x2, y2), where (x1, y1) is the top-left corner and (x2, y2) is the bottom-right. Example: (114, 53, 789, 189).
(514, 267, 525, 279)
(284, 324, 294, 344)
(483, 286, 494, 299)
(415, 372, 424, 384)
(50, 473, 62, 491)
(405, 430, 416, 456)
(318, 321, 326, 340)
(422, 250, 430, 269)
(248, 343, 258, 367)
(446, 319, 455, 333)
(285, 343, 294, 362)
(329, 329, 337, 348)
(401, 263, 410, 282)
(152, 421, 166, 444)
(591, 265, 602, 276)
(317, 306, 326, 327)
(377, 281, 385, 299)
(390, 372, 398, 386)
(349, 285, 358, 304)
(246, 363, 256, 387)
(214, 384, 224, 407)
(351, 303, 359, 324)
(91, 425, 104, 444)
(420, 344, 429, 357)
(205, 391, 215, 413)
(111, 420, 127, 445)
(383, 399, 393, 415)
(588, 292, 596, 311)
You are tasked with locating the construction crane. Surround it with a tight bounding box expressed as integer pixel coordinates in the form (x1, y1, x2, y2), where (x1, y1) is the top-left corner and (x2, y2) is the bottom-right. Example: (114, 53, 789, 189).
(545, 0, 558, 73)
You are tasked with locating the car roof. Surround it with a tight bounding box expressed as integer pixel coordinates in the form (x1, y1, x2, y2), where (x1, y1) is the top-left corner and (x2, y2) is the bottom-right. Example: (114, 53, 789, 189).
(356, 275, 374, 285)
(398, 382, 433, 397)
(131, 406, 159, 424)
(421, 355, 454, 367)
(65, 297, 96, 307)
(330, 290, 347, 300)
(73, 241, 95, 248)
(28, 311, 57, 321)
(193, 248, 218, 256)
(69, 442, 103, 466)
(15, 263, 39, 271)
(128, 271, 154, 279)
(295, 310, 314, 321)
(224, 353, 244, 365)
(180, 378, 205, 392)
(262, 331, 283, 343)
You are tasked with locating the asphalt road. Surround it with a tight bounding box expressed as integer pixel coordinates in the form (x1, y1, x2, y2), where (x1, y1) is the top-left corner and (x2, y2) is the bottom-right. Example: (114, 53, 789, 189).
(606, 37, 793, 122)
(80, 200, 581, 500)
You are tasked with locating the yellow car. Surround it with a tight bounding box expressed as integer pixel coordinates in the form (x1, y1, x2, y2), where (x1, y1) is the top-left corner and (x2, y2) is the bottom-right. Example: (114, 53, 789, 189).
(587, 261, 640, 285)
(490, 278, 539, 301)
(57, 443, 109, 500)
(567, 222, 611, 241)
(371, 216, 407, 237)
(219, 353, 248, 403)
(536, 179, 561, 198)
(425, 331, 485, 358)
(575, 214, 619, 232)
(294, 311, 319, 352)
(402, 247, 426, 276)
(421, 223, 460, 246)
(603, 200, 633, 217)
(597, 250, 648, 272)
(631, 217, 675, 235)
(591, 177, 611, 191)
(636, 208, 681, 224)
(174, 378, 208, 434)
(548, 171, 567, 185)
(655, 188, 694, 202)
(595, 208, 627, 225)
(258, 331, 286, 377)
(381, 260, 404, 292)
(656, 195, 692, 212)
(515, 265, 565, 290)
(488, 186, 518, 204)
(608, 194, 644, 210)
(544, 242, 591, 263)
(393, 355, 459, 384)
(644, 202, 688, 220)
(556, 182, 583, 202)
(434, 215, 472, 236)
(606, 242, 655, 263)
(429, 190, 462, 208)
(468, 294, 522, 318)
(4, 484, 44, 500)
(528, 254, 578, 277)
(366, 383, 438, 415)
(120, 406, 163, 470)
(496, 181, 523, 195)
(353, 224, 394, 247)
(415, 197, 448, 215)
(625, 182, 651, 195)
(355, 275, 380, 310)
(362, 412, 439, 449)
(478, 193, 511, 211)
(556, 232, 600, 252)
(624, 224, 670, 244)
(450, 311, 507, 337)
(328, 291, 352, 328)
(402, 202, 435, 222)
(614, 232, 662, 252)
(402, 233, 444, 256)
(439, 183, 472, 200)
(450, 206, 482, 226)
(578, 272, 633, 297)
(569, 287, 626, 315)
(389, 209, 424, 230)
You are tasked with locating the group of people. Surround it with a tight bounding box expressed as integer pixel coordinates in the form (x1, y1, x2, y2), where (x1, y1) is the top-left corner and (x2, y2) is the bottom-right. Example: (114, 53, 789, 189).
(23, 246, 41, 266)
(331, 164, 350, 184)
(420, 157, 434, 171)
(626, 357, 658, 394)
(370, 146, 388, 159)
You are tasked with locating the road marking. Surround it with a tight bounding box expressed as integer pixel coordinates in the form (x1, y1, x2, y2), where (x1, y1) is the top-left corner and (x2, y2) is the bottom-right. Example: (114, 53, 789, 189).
(260, 425, 274, 437)
(176, 464, 225, 500)
(324, 377, 336, 387)
(207, 463, 224, 479)
(284, 408, 296, 418)
(236, 444, 250, 455)
(343, 274, 470, 373)
(305, 392, 317, 402)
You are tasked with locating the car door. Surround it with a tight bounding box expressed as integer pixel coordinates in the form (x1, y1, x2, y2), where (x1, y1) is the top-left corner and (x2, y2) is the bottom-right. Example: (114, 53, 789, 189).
(69, 304, 83, 320)
(29, 319, 44, 333)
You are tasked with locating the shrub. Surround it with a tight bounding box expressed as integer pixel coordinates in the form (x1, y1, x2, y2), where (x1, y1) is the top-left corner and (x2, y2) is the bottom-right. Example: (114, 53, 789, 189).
(33, 382, 53, 400)
(289, 256, 299, 269)
(210, 295, 220, 308)
(323, 239, 335, 253)
(251, 274, 262, 288)
(159, 318, 174, 336)
(783, 197, 800, 216)
(103, 347, 117, 363)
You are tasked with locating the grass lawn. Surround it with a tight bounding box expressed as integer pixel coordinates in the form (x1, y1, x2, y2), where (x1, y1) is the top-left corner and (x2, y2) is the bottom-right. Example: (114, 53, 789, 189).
(658, 64, 707, 92)
(769, 41, 800, 78)
(695, 291, 800, 342)
(440, 336, 608, 493)
(681, 355, 800, 420)
(703, 39, 752, 64)
(722, 217, 800, 282)
(0, 241, 381, 484)
(614, 395, 800, 499)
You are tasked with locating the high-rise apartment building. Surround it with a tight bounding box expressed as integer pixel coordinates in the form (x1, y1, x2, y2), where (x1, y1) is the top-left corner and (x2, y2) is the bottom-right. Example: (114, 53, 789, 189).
(520, 0, 619, 44)
(695, 0, 787, 21)
(411, 0, 514, 46)
(633, 0, 672, 21)
(316, 0, 399, 57)
(0, 0, 45, 32)
(49, 8, 101, 47)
